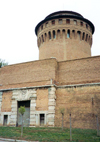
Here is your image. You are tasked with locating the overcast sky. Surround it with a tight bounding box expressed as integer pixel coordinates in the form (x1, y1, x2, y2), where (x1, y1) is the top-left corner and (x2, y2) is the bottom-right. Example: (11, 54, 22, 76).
(0, 0, 100, 65)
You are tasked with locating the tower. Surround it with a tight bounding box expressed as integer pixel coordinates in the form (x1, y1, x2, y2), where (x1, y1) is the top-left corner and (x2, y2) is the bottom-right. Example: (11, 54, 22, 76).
(35, 11, 95, 61)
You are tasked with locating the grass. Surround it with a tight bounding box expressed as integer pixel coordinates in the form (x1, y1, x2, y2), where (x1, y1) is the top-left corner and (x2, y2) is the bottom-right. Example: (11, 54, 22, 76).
(0, 127, 100, 142)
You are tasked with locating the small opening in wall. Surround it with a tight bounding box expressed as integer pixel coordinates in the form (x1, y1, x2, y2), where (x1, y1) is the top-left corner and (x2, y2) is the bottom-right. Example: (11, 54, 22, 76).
(42, 35, 44, 42)
(3, 115, 8, 126)
(74, 20, 77, 25)
(67, 30, 70, 38)
(77, 31, 81, 40)
(80, 21, 83, 26)
(40, 114, 45, 126)
(82, 32, 85, 40)
(45, 22, 48, 27)
(72, 30, 75, 38)
(41, 25, 43, 30)
(86, 34, 88, 41)
(53, 30, 56, 39)
(59, 19, 62, 24)
(49, 31, 51, 40)
(86, 24, 88, 29)
(52, 20, 55, 25)
(62, 29, 65, 36)
(66, 19, 70, 24)
(45, 33, 47, 41)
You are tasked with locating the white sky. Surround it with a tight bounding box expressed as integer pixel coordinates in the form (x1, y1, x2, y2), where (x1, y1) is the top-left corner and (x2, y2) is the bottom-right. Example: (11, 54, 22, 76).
(0, 0, 100, 65)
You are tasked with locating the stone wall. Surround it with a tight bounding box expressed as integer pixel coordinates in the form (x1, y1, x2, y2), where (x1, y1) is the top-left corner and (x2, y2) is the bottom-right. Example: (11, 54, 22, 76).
(0, 86, 56, 127)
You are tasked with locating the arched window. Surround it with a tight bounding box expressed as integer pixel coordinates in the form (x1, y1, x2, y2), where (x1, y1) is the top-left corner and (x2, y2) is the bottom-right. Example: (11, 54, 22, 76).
(67, 30, 70, 38)
(86, 34, 88, 41)
(49, 31, 51, 40)
(88, 36, 90, 44)
(62, 29, 65, 34)
(53, 30, 56, 39)
(82, 32, 85, 40)
(62, 29, 65, 32)
(72, 30, 75, 38)
(57, 29, 60, 38)
(42, 35, 44, 42)
(62, 29, 65, 37)
(45, 33, 47, 41)
(86, 24, 88, 29)
(77, 31, 81, 40)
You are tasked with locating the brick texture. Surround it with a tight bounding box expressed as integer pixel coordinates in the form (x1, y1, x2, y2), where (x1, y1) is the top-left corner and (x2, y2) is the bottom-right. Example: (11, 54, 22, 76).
(36, 88, 48, 111)
(55, 85, 100, 129)
(37, 18, 92, 61)
(0, 58, 57, 89)
(1, 91, 12, 112)
(58, 56, 100, 85)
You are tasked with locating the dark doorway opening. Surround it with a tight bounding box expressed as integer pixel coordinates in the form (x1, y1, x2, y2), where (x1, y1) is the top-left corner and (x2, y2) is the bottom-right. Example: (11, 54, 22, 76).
(3, 115, 8, 126)
(40, 114, 45, 126)
(17, 100, 30, 127)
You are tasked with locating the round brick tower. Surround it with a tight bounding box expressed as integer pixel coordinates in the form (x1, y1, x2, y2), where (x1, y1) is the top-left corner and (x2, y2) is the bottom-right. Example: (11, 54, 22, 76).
(35, 11, 95, 61)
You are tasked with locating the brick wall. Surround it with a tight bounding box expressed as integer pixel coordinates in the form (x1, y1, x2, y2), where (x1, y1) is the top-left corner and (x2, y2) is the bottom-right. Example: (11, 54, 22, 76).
(1, 56, 100, 90)
(58, 56, 100, 85)
(37, 17, 92, 61)
(1, 91, 12, 112)
(55, 85, 100, 129)
(39, 36, 91, 62)
(0, 58, 58, 89)
(36, 88, 48, 111)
